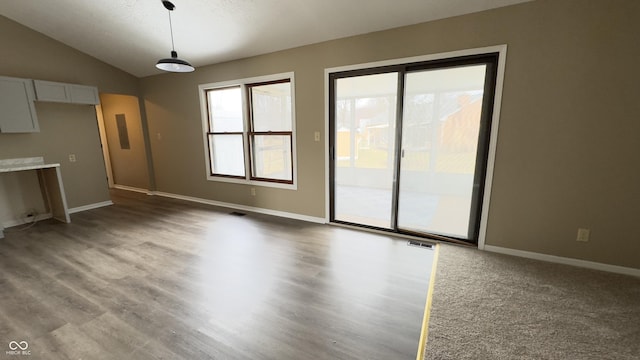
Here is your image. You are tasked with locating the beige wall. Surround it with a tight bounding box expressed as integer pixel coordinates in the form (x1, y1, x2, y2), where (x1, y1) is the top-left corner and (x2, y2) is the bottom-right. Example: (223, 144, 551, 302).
(100, 94, 150, 190)
(0, 171, 47, 224)
(139, 0, 640, 269)
(0, 103, 110, 209)
(0, 15, 140, 209)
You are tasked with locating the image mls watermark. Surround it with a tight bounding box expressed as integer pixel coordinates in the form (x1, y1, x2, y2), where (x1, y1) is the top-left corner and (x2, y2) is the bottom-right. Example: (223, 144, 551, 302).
(6, 341, 31, 356)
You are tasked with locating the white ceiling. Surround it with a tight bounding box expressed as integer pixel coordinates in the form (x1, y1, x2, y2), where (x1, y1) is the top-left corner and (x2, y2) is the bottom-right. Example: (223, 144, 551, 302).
(0, 0, 530, 78)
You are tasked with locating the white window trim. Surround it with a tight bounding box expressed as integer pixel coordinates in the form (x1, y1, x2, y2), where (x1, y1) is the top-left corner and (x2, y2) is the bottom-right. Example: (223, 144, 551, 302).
(198, 72, 297, 190)
(324, 45, 508, 248)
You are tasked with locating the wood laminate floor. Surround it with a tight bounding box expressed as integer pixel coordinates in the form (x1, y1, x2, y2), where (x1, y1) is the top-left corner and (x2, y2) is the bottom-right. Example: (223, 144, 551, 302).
(0, 190, 433, 359)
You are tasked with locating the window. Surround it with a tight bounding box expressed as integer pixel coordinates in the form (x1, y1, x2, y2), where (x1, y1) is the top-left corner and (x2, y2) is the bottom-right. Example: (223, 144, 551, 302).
(200, 73, 296, 188)
(206, 86, 245, 177)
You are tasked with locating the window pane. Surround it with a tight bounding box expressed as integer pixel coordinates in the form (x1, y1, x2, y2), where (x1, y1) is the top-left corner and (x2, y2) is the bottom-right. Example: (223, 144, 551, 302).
(251, 135, 292, 181)
(210, 134, 245, 176)
(398, 65, 487, 238)
(334, 72, 398, 228)
(207, 87, 243, 132)
(250, 82, 292, 131)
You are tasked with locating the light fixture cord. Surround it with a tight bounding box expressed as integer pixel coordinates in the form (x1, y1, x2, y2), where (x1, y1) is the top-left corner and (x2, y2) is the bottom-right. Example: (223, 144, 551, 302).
(168, 10, 175, 51)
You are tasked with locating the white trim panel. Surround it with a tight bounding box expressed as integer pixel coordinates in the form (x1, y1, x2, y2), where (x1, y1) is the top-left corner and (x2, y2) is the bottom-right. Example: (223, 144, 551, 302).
(324, 66, 331, 222)
(2, 212, 53, 228)
(484, 245, 640, 278)
(113, 184, 151, 195)
(478, 45, 508, 249)
(68, 200, 114, 214)
(152, 191, 325, 224)
(324, 45, 508, 75)
(95, 104, 115, 188)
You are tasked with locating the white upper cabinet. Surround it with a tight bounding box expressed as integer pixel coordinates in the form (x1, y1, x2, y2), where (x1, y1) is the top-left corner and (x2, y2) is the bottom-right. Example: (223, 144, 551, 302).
(33, 80, 71, 102)
(34, 80, 100, 105)
(0, 76, 40, 133)
(69, 84, 100, 104)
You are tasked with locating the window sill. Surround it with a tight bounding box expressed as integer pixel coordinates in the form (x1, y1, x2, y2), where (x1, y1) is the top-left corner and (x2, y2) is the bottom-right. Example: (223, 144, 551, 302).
(205, 175, 297, 190)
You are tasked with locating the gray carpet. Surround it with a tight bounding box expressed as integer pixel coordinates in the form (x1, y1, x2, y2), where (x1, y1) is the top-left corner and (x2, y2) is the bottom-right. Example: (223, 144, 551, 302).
(424, 244, 640, 360)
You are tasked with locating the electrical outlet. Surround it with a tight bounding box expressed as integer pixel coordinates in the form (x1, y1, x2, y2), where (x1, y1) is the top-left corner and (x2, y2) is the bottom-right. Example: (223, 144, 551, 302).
(251, 188, 256, 196)
(576, 228, 590, 242)
(69, 154, 77, 162)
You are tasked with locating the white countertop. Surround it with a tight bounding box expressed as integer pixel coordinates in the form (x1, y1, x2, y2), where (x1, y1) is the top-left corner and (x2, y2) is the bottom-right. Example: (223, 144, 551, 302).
(0, 157, 60, 173)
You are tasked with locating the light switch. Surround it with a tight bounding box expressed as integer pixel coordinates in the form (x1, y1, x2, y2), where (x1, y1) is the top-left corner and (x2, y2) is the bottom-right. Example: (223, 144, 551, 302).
(314, 131, 320, 142)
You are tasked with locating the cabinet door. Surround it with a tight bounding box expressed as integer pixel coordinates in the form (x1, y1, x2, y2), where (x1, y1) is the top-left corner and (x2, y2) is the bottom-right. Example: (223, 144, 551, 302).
(0, 77, 40, 133)
(34, 80, 71, 102)
(34, 80, 99, 105)
(69, 84, 100, 105)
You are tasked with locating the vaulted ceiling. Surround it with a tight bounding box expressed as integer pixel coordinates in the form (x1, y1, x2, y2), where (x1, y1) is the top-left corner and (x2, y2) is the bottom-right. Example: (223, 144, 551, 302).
(0, 0, 531, 77)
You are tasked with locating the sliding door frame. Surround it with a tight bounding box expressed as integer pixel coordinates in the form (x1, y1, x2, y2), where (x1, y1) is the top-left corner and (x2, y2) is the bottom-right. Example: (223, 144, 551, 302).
(327, 65, 404, 228)
(324, 45, 507, 248)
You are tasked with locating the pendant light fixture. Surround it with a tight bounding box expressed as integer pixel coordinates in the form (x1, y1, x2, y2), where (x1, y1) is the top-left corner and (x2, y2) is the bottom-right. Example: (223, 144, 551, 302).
(156, 0, 195, 72)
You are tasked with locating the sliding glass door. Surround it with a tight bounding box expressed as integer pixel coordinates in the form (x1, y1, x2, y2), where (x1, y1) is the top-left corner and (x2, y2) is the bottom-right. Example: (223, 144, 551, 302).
(397, 65, 488, 239)
(330, 54, 498, 243)
(333, 72, 398, 228)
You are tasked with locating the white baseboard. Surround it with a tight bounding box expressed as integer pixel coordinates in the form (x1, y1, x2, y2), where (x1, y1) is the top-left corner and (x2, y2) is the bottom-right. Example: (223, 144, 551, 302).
(2, 212, 53, 228)
(113, 184, 151, 195)
(483, 245, 640, 278)
(151, 191, 326, 224)
(68, 200, 113, 214)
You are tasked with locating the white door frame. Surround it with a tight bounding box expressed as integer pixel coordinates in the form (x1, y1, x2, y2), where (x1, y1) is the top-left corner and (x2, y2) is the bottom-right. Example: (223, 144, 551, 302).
(324, 44, 508, 249)
(95, 104, 115, 188)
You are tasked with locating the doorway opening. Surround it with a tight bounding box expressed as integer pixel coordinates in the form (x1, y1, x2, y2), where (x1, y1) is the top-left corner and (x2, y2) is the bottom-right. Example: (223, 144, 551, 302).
(96, 94, 154, 194)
